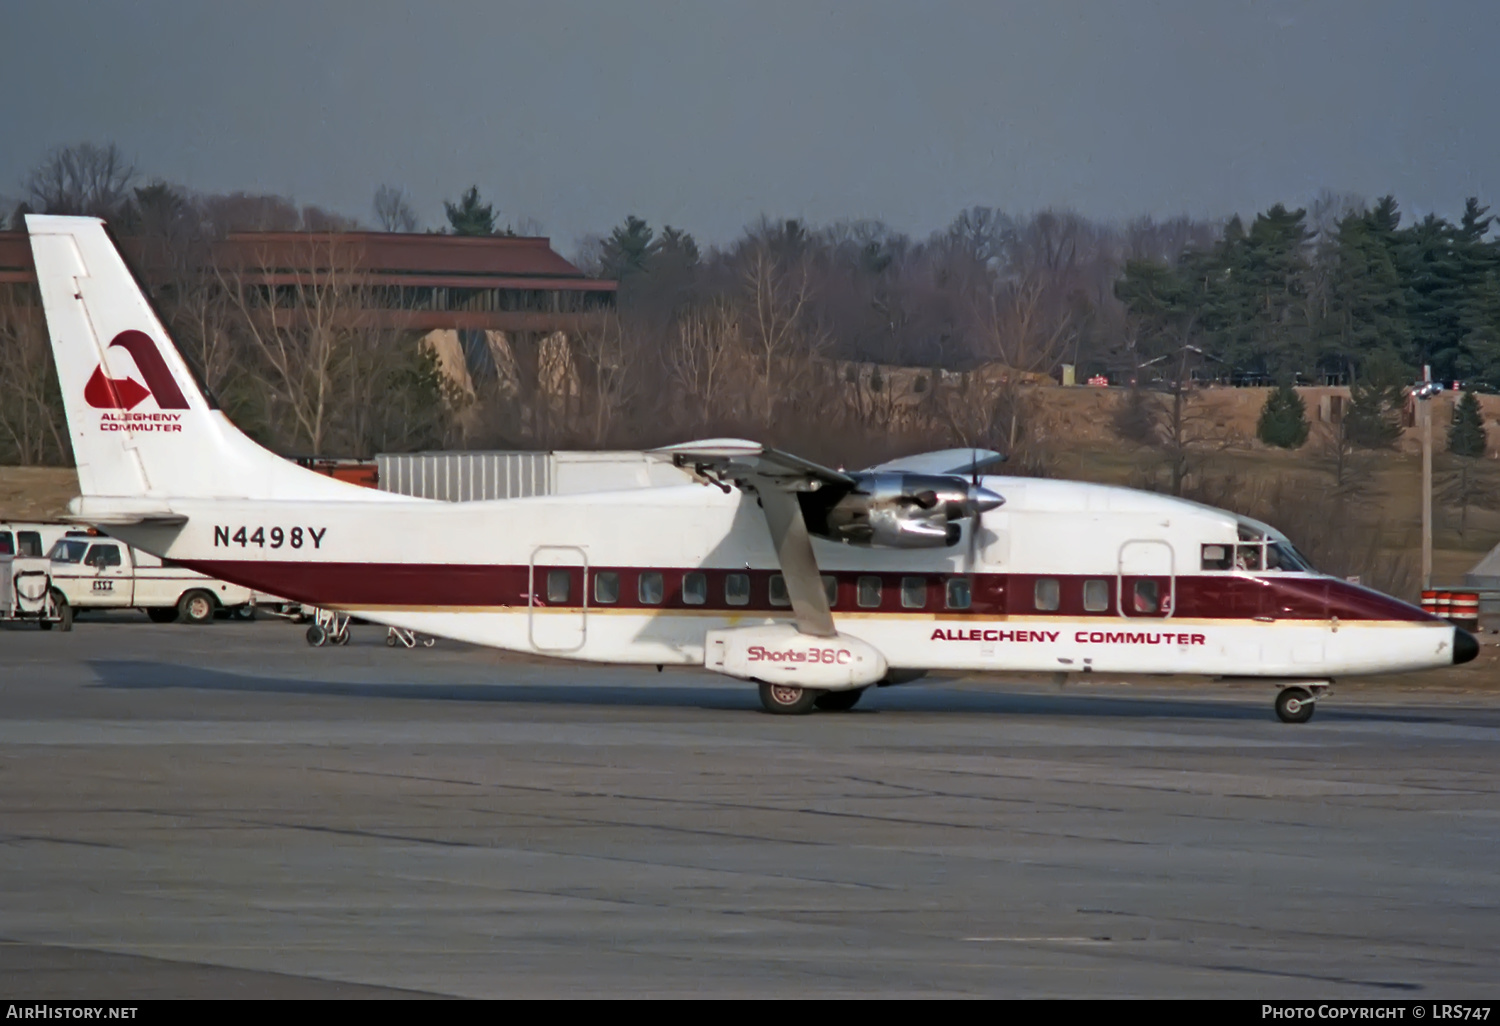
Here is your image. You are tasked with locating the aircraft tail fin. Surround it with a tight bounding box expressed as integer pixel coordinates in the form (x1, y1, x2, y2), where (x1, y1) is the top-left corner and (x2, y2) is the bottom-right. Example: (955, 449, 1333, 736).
(26, 214, 392, 505)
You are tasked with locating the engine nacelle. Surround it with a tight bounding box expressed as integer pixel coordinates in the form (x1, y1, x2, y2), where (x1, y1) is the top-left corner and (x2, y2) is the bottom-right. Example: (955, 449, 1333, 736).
(704, 624, 888, 691)
(811, 471, 1002, 549)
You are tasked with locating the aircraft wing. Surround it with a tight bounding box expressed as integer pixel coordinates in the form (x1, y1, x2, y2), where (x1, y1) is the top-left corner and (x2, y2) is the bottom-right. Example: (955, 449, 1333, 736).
(863, 448, 1006, 476)
(651, 439, 856, 491)
(651, 439, 842, 637)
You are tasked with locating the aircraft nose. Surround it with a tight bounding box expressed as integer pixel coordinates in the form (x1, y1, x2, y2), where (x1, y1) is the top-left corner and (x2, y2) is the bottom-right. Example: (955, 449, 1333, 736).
(969, 486, 1005, 513)
(1454, 627, 1480, 665)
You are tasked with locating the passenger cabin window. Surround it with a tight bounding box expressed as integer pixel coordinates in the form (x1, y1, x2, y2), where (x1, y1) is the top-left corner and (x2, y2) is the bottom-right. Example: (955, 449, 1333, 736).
(1200, 544, 1233, 571)
(857, 576, 882, 609)
(17, 531, 41, 557)
(593, 571, 619, 604)
(1133, 579, 1160, 614)
(1083, 578, 1110, 612)
(682, 572, 707, 605)
(0, 532, 11, 556)
(638, 572, 664, 605)
(945, 577, 972, 610)
(1034, 578, 1060, 612)
(87, 544, 122, 569)
(725, 573, 750, 606)
(901, 576, 927, 609)
(546, 569, 571, 604)
(822, 575, 838, 607)
(769, 574, 791, 607)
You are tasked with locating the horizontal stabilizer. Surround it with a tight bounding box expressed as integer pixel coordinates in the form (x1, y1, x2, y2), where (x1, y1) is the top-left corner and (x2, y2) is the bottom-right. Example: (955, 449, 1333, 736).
(64, 497, 188, 527)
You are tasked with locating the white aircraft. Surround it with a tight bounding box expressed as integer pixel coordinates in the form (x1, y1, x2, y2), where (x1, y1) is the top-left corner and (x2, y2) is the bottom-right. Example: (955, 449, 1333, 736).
(25, 215, 1478, 721)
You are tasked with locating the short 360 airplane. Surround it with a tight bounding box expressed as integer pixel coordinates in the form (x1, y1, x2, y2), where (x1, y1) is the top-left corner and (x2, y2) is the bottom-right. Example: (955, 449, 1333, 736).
(26, 215, 1479, 720)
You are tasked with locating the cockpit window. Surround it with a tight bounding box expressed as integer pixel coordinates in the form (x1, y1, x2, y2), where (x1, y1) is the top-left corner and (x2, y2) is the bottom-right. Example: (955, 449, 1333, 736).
(1234, 544, 1263, 572)
(1266, 542, 1312, 572)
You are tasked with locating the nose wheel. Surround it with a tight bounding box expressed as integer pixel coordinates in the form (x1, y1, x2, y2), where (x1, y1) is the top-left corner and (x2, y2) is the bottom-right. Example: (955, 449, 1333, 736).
(1275, 686, 1318, 724)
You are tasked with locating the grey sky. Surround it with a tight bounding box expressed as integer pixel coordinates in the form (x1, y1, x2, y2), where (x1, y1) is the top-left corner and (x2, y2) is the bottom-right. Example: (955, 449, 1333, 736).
(2, 1, 1496, 252)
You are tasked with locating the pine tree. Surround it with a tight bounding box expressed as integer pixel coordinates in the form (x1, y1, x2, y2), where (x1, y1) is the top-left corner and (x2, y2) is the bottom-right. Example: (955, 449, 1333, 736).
(1453, 199, 1500, 382)
(1344, 355, 1407, 449)
(443, 186, 496, 236)
(1449, 390, 1487, 457)
(1317, 200, 1408, 379)
(1257, 384, 1309, 448)
(1208, 205, 1311, 381)
(1112, 385, 1160, 445)
(600, 216, 657, 281)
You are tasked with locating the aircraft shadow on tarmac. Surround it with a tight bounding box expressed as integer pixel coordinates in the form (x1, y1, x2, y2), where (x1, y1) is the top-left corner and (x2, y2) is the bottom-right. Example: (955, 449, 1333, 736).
(81, 659, 1480, 725)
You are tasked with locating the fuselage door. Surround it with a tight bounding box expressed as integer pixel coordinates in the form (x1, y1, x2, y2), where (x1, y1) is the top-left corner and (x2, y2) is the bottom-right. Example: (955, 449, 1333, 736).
(1119, 540, 1175, 618)
(528, 545, 588, 652)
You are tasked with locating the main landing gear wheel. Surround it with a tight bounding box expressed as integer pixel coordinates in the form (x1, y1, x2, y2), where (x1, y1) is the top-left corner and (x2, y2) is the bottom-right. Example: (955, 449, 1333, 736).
(1275, 687, 1316, 724)
(758, 682, 820, 715)
(306, 624, 327, 647)
(814, 688, 865, 712)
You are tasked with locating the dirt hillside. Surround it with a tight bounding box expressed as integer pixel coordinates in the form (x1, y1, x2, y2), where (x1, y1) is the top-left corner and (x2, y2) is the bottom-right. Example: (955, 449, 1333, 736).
(0, 467, 78, 522)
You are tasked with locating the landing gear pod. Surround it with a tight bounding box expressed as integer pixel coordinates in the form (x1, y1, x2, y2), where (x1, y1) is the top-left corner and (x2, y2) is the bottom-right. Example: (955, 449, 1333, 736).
(706, 624, 887, 714)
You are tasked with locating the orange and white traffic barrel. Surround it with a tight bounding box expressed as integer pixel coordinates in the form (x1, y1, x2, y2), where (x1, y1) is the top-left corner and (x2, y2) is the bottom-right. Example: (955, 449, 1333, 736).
(1449, 592, 1480, 631)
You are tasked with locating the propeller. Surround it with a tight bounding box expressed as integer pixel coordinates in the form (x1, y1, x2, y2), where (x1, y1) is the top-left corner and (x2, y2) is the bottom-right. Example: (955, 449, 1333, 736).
(965, 448, 980, 573)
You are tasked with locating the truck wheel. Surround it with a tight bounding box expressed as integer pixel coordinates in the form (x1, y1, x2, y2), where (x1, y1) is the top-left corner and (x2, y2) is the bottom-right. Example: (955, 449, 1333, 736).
(145, 607, 178, 624)
(177, 590, 216, 625)
(49, 589, 73, 633)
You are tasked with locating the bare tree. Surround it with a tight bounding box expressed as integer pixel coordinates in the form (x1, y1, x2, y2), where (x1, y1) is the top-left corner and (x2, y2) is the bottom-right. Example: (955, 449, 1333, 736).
(943, 206, 1011, 268)
(741, 244, 823, 427)
(1438, 454, 1500, 541)
(0, 287, 69, 465)
(28, 145, 134, 223)
(971, 277, 1076, 450)
(216, 235, 444, 456)
(199, 192, 301, 233)
(667, 301, 743, 430)
(25, 143, 136, 219)
(373, 185, 419, 233)
(570, 314, 644, 444)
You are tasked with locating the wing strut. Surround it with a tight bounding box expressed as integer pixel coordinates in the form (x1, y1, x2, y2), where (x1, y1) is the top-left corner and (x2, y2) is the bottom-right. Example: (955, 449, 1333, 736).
(753, 480, 837, 638)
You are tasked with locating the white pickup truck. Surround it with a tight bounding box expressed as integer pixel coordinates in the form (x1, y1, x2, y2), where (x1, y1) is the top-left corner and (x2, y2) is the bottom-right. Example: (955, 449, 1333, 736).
(46, 531, 258, 624)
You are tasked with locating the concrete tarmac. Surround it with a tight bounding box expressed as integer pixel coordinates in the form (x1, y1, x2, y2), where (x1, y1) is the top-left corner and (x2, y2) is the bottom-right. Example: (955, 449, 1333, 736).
(1, 616, 1498, 998)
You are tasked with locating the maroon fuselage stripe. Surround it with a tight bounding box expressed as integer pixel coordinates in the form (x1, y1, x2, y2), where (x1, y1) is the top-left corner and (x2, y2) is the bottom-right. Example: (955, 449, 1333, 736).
(179, 561, 1436, 623)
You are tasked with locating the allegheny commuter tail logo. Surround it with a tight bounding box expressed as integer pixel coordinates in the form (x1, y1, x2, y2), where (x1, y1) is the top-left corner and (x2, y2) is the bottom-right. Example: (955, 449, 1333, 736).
(85, 330, 190, 434)
(84, 330, 190, 411)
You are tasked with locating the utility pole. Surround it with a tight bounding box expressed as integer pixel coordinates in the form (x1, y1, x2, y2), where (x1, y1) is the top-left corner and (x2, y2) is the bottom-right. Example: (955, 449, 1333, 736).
(1421, 365, 1433, 590)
